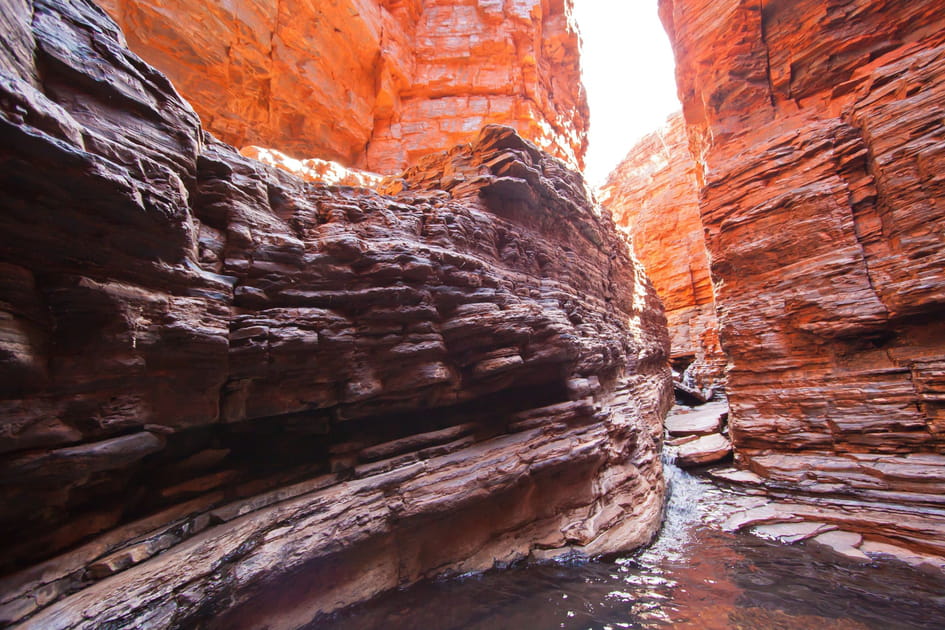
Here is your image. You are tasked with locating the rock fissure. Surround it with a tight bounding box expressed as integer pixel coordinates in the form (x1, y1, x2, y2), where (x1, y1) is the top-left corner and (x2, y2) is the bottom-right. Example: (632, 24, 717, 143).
(838, 115, 896, 322)
(758, 0, 778, 109)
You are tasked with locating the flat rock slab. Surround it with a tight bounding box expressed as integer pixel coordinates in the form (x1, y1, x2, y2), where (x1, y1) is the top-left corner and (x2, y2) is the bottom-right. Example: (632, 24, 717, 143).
(665, 401, 728, 436)
(811, 530, 870, 562)
(709, 467, 764, 486)
(860, 540, 945, 571)
(752, 521, 836, 544)
(674, 432, 732, 467)
(723, 504, 783, 532)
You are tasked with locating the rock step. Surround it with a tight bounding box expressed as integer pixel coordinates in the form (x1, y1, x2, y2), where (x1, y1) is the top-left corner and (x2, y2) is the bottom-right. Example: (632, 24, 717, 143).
(664, 400, 728, 436)
(673, 432, 732, 467)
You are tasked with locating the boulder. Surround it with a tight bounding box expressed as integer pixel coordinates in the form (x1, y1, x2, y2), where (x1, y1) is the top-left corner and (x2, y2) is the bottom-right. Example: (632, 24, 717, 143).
(674, 432, 732, 468)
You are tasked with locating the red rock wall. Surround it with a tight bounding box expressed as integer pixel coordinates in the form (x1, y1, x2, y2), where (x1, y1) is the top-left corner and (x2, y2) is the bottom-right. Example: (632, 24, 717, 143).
(660, 0, 945, 551)
(96, 0, 588, 173)
(600, 112, 725, 390)
(0, 1, 668, 625)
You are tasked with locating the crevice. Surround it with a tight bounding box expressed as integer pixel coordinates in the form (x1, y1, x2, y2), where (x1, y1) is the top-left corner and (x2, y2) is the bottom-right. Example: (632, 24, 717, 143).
(265, 0, 281, 136)
(758, 0, 778, 108)
(837, 118, 894, 319)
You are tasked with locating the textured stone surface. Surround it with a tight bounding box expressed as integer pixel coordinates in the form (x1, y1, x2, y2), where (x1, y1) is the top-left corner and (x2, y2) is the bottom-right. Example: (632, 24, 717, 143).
(665, 401, 726, 437)
(810, 531, 870, 562)
(0, 1, 669, 626)
(660, 0, 945, 552)
(673, 432, 731, 468)
(239, 146, 386, 189)
(97, 0, 588, 173)
(600, 113, 725, 390)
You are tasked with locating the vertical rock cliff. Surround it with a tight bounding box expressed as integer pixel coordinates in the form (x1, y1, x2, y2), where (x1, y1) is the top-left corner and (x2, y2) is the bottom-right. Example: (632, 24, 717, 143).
(660, 0, 945, 552)
(0, 0, 669, 626)
(600, 113, 725, 391)
(96, 0, 589, 173)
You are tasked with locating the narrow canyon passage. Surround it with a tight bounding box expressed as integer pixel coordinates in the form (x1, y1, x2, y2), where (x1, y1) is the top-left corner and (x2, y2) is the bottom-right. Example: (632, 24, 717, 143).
(1, 0, 944, 628)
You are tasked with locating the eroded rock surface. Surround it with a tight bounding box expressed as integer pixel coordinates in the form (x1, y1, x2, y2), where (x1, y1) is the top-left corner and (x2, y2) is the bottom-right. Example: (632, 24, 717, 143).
(660, 0, 945, 553)
(600, 113, 725, 391)
(96, 0, 588, 173)
(0, 1, 670, 626)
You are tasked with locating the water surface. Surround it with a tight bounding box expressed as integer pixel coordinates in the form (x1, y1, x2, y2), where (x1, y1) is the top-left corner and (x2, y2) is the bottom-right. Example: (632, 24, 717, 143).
(314, 459, 945, 629)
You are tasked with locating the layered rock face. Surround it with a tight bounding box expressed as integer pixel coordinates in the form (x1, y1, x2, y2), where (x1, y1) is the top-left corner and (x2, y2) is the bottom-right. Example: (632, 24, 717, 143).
(600, 113, 725, 390)
(0, 1, 669, 626)
(660, 0, 945, 553)
(97, 0, 588, 173)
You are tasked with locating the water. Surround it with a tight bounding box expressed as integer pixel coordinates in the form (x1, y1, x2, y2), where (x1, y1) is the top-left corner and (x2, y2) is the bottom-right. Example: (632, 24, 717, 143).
(312, 453, 945, 629)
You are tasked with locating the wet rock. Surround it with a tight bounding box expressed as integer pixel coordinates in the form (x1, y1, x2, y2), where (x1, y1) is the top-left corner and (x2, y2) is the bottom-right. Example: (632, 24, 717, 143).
(722, 505, 792, 533)
(752, 521, 836, 544)
(810, 531, 871, 563)
(860, 541, 945, 572)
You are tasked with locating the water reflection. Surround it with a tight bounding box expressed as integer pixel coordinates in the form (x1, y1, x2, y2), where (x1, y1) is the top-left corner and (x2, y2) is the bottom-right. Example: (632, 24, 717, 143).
(313, 461, 945, 630)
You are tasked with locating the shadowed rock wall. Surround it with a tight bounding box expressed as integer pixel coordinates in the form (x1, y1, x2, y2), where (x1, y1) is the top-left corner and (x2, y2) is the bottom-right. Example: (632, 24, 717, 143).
(660, 0, 945, 552)
(0, 1, 669, 626)
(97, 0, 589, 173)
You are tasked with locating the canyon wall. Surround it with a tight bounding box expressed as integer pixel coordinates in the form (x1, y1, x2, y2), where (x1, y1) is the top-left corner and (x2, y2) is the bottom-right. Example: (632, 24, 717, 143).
(600, 113, 725, 390)
(96, 0, 588, 173)
(0, 0, 669, 626)
(660, 0, 945, 552)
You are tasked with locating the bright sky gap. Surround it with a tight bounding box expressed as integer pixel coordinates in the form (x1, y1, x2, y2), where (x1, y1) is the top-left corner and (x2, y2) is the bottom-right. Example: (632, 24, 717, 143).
(572, 1, 682, 186)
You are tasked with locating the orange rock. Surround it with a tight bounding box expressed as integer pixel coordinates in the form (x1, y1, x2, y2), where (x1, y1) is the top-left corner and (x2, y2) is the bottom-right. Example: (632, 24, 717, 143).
(98, 0, 588, 173)
(660, 0, 945, 551)
(600, 113, 725, 390)
(239, 146, 386, 189)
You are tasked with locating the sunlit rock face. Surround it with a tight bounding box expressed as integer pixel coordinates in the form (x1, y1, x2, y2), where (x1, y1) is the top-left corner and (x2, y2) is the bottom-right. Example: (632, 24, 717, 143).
(600, 113, 725, 391)
(239, 146, 388, 189)
(0, 1, 669, 626)
(97, 0, 588, 173)
(660, 0, 945, 553)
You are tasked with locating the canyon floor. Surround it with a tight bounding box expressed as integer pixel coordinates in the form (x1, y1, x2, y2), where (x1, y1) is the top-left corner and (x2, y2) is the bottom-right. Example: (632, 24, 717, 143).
(304, 444, 945, 630)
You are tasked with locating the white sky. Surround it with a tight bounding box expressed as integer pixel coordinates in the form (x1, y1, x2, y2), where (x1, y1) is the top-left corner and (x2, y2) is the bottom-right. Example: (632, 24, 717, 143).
(572, 1, 681, 187)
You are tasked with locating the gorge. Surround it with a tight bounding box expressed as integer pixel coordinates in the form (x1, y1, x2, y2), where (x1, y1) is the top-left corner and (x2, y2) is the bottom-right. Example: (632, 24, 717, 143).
(1, 0, 944, 628)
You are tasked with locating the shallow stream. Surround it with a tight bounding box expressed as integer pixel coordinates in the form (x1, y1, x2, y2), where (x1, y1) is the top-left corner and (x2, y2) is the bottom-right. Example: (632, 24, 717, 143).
(314, 457, 945, 629)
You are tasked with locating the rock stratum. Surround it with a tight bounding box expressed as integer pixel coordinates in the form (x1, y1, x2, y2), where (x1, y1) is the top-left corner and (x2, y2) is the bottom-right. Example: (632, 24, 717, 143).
(658, 0, 945, 554)
(600, 113, 725, 391)
(97, 0, 588, 174)
(0, 0, 670, 626)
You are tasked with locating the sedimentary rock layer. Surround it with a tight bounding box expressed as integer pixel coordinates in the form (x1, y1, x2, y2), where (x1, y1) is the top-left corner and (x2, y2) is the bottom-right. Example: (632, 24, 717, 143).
(660, 0, 945, 552)
(96, 0, 589, 173)
(600, 113, 725, 390)
(0, 1, 669, 626)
